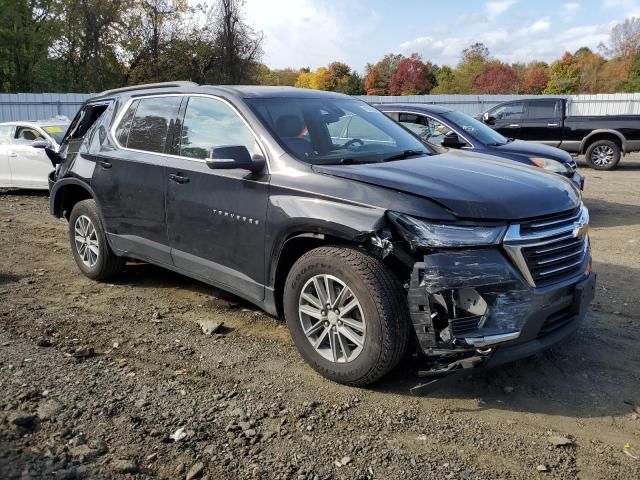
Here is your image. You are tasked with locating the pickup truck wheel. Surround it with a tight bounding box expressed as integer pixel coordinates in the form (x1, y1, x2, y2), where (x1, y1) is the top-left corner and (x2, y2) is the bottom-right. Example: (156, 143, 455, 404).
(585, 140, 620, 170)
(283, 246, 409, 386)
(68, 199, 124, 281)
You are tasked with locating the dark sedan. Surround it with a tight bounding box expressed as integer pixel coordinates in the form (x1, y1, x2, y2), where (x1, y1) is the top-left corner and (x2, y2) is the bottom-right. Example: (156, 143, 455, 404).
(377, 103, 584, 190)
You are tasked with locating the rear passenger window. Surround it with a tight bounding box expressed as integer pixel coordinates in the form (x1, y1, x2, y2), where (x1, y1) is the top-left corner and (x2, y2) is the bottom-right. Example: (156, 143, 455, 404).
(179, 96, 258, 159)
(115, 100, 139, 147)
(526, 100, 559, 119)
(127, 97, 181, 154)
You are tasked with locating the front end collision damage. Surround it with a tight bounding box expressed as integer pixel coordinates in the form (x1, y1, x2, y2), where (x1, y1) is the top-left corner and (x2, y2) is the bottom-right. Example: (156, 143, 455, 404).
(353, 209, 595, 388)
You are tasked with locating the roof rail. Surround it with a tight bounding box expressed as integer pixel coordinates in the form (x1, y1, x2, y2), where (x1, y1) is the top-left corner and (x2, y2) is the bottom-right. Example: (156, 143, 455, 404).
(96, 81, 199, 97)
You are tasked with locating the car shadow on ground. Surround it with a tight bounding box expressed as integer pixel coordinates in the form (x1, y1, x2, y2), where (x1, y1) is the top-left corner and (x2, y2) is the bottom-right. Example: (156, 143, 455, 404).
(0, 189, 49, 197)
(584, 198, 640, 228)
(576, 158, 640, 170)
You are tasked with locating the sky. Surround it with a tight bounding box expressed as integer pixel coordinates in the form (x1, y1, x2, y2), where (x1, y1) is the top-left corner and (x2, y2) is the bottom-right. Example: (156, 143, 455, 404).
(242, 0, 640, 72)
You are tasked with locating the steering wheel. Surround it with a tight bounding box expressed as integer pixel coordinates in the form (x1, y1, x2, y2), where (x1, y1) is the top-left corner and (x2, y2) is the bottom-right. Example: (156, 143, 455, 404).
(342, 138, 365, 149)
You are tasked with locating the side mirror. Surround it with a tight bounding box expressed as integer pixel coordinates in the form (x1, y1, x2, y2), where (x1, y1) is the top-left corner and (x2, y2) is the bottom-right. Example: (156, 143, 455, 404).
(441, 133, 465, 149)
(482, 112, 495, 125)
(206, 145, 265, 173)
(31, 139, 51, 149)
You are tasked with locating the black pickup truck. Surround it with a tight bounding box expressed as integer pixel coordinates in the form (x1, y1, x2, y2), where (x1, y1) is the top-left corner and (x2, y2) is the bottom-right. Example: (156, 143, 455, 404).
(480, 98, 640, 170)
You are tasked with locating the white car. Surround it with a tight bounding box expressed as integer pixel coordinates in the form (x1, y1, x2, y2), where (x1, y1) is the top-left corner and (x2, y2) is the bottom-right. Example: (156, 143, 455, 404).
(0, 120, 69, 189)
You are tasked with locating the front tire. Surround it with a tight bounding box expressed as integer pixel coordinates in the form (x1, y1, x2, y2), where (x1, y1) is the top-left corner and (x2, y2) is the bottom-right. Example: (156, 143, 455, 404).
(585, 140, 620, 170)
(283, 246, 409, 386)
(68, 199, 124, 281)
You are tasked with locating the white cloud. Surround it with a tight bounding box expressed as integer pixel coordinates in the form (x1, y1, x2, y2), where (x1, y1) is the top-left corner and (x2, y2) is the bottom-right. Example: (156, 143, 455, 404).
(486, 0, 517, 17)
(522, 18, 552, 34)
(243, 0, 379, 71)
(563, 2, 581, 13)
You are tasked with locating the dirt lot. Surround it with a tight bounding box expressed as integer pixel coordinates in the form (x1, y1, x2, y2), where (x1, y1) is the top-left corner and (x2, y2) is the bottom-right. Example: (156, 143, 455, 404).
(0, 158, 639, 480)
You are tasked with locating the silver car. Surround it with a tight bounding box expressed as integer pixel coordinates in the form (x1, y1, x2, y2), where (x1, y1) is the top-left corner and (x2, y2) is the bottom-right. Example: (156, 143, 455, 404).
(0, 120, 69, 189)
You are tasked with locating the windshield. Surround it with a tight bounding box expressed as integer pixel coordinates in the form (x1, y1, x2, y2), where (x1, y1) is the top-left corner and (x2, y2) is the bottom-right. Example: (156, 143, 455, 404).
(247, 97, 430, 164)
(441, 111, 509, 146)
(42, 125, 68, 144)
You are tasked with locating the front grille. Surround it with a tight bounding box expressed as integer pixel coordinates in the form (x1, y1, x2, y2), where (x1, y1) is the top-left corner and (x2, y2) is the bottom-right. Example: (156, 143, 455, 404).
(522, 234, 587, 287)
(450, 315, 482, 336)
(519, 207, 581, 236)
(503, 204, 589, 288)
(538, 306, 574, 337)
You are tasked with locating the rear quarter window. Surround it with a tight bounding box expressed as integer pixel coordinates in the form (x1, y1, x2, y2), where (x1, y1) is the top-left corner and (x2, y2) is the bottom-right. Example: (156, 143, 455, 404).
(127, 97, 182, 154)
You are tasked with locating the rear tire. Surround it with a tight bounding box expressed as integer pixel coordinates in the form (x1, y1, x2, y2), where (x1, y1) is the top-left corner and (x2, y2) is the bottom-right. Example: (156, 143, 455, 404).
(283, 246, 409, 386)
(68, 199, 124, 281)
(585, 139, 620, 170)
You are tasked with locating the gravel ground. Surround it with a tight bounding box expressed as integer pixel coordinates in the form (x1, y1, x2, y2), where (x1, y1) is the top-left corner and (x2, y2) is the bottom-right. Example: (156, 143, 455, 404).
(0, 158, 639, 479)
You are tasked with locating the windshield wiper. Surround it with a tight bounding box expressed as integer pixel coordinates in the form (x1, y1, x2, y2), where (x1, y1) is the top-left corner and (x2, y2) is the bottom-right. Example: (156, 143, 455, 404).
(382, 149, 429, 162)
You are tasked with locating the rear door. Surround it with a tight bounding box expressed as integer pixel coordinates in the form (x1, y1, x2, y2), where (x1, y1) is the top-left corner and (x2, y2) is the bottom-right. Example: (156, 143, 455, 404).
(92, 96, 182, 265)
(0, 125, 13, 186)
(488, 101, 526, 138)
(165, 95, 270, 301)
(520, 99, 563, 145)
(7, 126, 51, 188)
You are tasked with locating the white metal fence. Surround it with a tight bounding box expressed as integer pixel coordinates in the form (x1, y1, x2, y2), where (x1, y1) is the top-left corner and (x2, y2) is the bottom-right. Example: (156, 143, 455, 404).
(357, 93, 640, 116)
(2, 92, 640, 122)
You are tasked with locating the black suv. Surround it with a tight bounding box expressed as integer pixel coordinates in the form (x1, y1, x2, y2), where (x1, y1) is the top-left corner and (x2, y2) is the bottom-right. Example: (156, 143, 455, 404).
(43, 82, 596, 386)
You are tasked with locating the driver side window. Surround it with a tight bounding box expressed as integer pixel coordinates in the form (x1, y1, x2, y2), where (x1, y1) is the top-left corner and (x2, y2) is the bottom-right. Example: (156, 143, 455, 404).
(492, 102, 525, 121)
(398, 113, 450, 146)
(14, 127, 43, 144)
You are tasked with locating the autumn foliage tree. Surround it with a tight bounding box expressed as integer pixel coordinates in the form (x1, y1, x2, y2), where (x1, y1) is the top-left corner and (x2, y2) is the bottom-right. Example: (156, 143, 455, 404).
(473, 62, 518, 94)
(364, 66, 386, 95)
(388, 53, 433, 95)
(521, 62, 550, 94)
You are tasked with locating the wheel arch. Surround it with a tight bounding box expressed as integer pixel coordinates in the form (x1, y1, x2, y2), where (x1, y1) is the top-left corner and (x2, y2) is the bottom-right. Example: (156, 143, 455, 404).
(580, 130, 626, 154)
(49, 178, 97, 219)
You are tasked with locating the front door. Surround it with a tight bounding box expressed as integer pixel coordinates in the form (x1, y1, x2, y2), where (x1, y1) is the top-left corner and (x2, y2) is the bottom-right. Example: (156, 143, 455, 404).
(91, 96, 182, 264)
(0, 125, 13, 186)
(8, 126, 51, 188)
(489, 101, 526, 139)
(165, 95, 270, 302)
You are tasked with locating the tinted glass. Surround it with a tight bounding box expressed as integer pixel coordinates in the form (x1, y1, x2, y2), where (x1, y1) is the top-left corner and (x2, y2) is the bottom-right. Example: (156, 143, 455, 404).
(179, 97, 257, 159)
(115, 99, 139, 147)
(399, 114, 452, 146)
(492, 102, 525, 120)
(442, 111, 509, 146)
(247, 97, 429, 164)
(526, 100, 558, 119)
(128, 97, 181, 153)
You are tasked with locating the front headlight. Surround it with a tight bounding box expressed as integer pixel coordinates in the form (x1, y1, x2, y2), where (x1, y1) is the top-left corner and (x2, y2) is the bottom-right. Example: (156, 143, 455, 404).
(530, 157, 569, 174)
(389, 213, 507, 248)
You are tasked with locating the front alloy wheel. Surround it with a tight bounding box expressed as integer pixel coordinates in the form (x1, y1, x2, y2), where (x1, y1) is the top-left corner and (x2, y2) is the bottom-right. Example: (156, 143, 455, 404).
(283, 246, 409, 386)
(299, 274, 366, 363)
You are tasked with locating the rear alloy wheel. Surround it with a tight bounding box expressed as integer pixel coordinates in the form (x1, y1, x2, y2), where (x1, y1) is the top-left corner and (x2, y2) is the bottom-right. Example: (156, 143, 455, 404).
(585, 140, 620, 170)
(284, 246, 409, 386)
(68, 199, 125, 281)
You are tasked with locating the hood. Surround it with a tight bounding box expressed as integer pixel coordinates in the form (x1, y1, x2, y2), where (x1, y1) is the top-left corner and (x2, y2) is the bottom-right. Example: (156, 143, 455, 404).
(312, 150, 580, 220)
(495, 140, 573, 164)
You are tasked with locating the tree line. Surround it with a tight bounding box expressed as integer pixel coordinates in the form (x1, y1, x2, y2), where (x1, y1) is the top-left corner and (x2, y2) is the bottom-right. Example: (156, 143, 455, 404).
(2, 2, 640, 95)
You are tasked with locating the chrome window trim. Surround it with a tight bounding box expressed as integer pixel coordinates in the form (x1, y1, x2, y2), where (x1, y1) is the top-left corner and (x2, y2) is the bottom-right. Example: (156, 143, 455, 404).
(385, 110, 475, 149)
(109, 93, 270, 172)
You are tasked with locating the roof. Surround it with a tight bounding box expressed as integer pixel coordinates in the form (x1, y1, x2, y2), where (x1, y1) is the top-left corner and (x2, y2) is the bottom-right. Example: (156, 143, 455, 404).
(90, 82, 351, 102)
(0, 119, 70, 127)
(374, 103, 453, 114)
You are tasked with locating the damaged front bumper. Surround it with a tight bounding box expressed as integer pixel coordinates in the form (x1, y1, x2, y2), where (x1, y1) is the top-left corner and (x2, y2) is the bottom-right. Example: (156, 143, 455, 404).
(408, 247, 596, 374)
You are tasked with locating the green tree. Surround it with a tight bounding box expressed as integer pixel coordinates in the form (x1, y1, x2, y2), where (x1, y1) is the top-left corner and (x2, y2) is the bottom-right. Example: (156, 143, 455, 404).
(544, 52, 580, 94)
(454, 42, 491, 93)
(431, 65, 458, 94)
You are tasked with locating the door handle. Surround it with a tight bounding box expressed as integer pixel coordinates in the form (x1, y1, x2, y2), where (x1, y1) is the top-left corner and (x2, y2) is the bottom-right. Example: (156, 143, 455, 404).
(547, 123, 559, 127)
(98, 160, 112, 169)
(8, 152, 17, 157)
(169, 173, 190, 184)
(508, 124, 521, 128)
